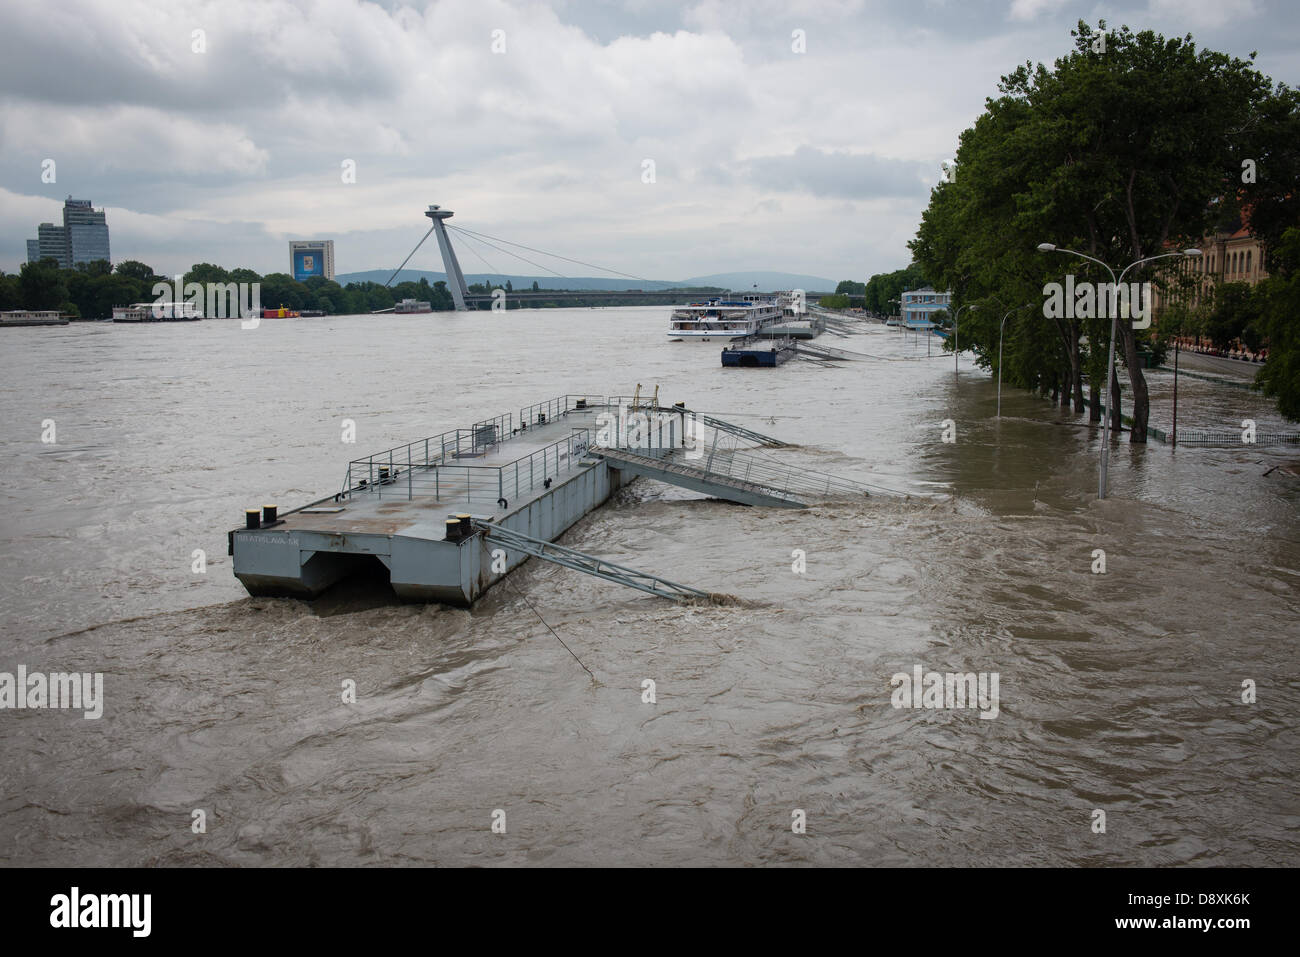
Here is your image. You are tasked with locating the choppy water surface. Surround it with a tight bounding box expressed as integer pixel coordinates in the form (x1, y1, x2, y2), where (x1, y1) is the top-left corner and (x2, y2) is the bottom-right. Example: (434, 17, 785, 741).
(1, 309, 1296, 866)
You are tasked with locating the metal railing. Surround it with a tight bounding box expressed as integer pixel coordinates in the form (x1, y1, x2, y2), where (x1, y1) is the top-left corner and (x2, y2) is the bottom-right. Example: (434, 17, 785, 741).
(1175, 429, 1300, 448)
(596, 421, 871, 501)
(341, 426, 594, 506)
(340, 397, 608, 501)
(519, 394, 610, 427)
(671, 446, 871, 500)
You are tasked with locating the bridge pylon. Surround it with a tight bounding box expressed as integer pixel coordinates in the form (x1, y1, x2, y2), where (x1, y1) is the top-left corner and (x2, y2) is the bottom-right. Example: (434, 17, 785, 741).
(425, 205, 471, 311)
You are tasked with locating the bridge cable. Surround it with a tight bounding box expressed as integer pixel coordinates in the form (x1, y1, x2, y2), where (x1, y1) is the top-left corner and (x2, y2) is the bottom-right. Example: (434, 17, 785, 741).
(447, 224, 653, 284)
(384, 225, 435, 287)
(445, 224, 569, 279)
(450, 228, 505, 279)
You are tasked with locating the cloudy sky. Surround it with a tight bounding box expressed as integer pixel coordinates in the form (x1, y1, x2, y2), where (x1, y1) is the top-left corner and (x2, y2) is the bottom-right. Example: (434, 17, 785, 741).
(2, 0, 1296, 283)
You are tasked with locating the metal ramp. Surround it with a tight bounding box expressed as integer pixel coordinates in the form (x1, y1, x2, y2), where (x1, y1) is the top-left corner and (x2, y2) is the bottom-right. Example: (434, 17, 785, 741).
(473, 521, 712, 602)
(672, 410, 787, 448)
(792, 341, 870, 361)
(594, 447, 872, 508)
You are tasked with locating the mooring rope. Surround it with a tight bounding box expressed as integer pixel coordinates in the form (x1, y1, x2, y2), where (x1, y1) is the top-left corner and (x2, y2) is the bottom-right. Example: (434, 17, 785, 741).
(504, 576, 595, 681)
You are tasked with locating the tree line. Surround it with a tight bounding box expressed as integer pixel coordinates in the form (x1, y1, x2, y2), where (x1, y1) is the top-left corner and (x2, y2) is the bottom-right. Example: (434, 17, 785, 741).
(0, 260, 740, 316)
(907, 20, 1300, 430)
(0, 259, 460, 318)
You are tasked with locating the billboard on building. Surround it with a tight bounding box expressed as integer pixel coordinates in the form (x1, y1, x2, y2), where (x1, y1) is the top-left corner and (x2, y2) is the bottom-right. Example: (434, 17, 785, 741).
(289, 240, 335, 281)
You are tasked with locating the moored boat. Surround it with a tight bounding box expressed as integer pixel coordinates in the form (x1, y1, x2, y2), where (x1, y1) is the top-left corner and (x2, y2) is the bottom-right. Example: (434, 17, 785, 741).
(112, 301, 203, 322)
(668, 293, 785, 343)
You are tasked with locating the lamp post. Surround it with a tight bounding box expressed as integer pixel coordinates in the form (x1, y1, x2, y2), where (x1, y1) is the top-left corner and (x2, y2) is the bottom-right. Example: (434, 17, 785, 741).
(997, 305, 1033, 417)
(952, 303, 976, 374)
(1036, 243, 1203, 499)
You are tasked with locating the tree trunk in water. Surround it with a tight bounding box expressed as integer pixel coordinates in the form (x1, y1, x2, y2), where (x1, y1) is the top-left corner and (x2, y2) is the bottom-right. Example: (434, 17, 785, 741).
(1116, 321, 1149, 443)
(1071, 335, 1085, 414)
(1110, 367, 1122, 434)
(1089, 376, 1101, 423)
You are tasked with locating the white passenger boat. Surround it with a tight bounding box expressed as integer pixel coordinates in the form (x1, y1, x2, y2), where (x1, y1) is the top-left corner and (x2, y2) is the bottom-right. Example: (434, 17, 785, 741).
(667, 294, 784, 343)
(112, 301, 204, 322)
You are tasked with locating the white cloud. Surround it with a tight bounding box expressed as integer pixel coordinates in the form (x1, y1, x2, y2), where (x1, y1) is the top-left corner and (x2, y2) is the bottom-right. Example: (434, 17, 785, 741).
(0, 0, 1290, 282)
(1147, 0, 1259, 29)
(1008, 0, 1069, 21)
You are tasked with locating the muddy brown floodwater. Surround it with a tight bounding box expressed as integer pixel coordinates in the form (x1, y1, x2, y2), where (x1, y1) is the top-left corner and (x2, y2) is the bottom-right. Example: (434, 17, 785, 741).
(1, 309, 1296, 865)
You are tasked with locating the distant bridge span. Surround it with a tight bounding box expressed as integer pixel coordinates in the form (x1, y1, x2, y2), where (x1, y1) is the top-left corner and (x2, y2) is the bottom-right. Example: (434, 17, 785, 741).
(397, 204, 856, 310)
(458, 289, 854, 307)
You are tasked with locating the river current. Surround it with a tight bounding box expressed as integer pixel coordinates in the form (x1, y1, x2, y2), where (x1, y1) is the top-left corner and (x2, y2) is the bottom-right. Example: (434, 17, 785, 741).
(1, 308, 1295, 866)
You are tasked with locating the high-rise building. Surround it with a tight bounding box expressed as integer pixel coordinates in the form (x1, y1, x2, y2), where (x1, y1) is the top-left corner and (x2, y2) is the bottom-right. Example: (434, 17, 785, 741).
(26, 198, 110, 268)
(34, 223, 69, 268)
(290, 240, 335, 281)
(62, 198, 110, 265)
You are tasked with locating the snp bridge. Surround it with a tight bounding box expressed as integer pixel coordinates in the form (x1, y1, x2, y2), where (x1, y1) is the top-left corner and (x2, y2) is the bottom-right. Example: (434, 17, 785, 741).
(387, 204, 837, 310)
(460, 289, 705, 306)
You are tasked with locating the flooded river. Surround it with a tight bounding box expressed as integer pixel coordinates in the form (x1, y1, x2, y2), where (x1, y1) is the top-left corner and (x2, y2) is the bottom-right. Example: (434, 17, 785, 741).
(1, 308, 1296, 866)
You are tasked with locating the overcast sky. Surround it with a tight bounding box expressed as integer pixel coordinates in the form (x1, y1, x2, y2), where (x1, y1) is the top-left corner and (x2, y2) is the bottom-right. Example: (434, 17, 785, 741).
(2, 0, 1296, 283)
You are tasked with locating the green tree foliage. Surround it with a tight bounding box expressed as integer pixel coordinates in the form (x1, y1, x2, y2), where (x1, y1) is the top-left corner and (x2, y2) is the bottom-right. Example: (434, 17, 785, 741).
(0, 272, 21, 310)
(834, 280, 866, 296)
(184, 263, 232, 286)
(864, 265, 927, 314)
(909, 20, 1292, 437)
(820, 293, 851, 309)
(74, 259, 112, 277)
(1202, 283, 1263, 351)
(1255, 227, 1300, 419)
(18, 260, 68, 310)
(113, 260, 156, 282)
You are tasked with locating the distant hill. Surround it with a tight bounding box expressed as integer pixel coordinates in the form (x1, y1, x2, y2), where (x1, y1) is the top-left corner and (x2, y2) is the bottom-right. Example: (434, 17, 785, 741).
(333, 269, 837, 293)
(680, 271, 839, 293)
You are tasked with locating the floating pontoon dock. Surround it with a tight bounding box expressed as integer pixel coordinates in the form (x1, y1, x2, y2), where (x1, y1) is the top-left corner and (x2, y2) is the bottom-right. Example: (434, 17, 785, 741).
(230, 394, 871, 606)
(722, 336, 798, 367)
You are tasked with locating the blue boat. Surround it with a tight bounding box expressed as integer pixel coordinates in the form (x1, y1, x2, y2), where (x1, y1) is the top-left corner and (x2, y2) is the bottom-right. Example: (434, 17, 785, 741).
(721, 336, 798, 367)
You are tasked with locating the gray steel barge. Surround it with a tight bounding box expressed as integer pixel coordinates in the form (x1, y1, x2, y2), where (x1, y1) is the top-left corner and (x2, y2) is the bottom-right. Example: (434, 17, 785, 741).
(230, 393, 870, 606)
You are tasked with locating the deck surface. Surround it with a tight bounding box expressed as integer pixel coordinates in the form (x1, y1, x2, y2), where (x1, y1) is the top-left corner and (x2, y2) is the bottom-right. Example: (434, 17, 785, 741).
(276, 407, 610, 538)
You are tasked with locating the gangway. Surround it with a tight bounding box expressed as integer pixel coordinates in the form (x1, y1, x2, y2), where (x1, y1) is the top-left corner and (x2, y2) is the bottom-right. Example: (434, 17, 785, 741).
(792, 341, 871, 361)
(594, 447, 872, 508)
(473, 521, 712, 601)
(672, 409, 788, 448)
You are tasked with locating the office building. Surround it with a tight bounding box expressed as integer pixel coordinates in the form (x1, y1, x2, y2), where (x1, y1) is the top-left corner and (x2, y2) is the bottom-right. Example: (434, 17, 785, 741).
(290, 240, 335, 281)
(26, 198, 110, 268)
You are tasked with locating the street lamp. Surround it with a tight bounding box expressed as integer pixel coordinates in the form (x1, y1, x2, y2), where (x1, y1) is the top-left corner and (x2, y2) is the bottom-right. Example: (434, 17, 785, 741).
(997, 304, 1034, 417)
(951, 303, 977, 374)
(1036, 243, 1203, 499)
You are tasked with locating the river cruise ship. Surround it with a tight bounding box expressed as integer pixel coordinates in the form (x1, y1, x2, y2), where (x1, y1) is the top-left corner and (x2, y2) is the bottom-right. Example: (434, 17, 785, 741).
(667, 294, 784, 343)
